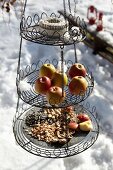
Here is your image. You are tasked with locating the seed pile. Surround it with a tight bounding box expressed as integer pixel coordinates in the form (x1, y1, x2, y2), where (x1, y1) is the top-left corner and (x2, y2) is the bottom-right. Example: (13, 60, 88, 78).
(25, 107, 78, 144)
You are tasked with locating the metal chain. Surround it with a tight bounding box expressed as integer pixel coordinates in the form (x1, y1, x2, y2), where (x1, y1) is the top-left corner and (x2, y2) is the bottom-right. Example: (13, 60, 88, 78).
(74, 43, 78, 63)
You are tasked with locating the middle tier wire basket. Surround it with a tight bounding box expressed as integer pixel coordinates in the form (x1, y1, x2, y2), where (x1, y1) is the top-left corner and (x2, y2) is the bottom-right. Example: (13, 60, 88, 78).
(16, 58, 94, 108)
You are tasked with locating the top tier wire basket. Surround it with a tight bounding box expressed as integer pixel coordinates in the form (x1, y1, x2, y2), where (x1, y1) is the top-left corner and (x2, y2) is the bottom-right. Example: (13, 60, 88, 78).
(20, 0, 87, 46)
(20, 13, 86, 45)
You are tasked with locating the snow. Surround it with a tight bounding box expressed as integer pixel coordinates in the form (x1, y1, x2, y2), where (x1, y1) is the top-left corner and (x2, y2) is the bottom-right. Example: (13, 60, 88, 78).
(0, 0, 113, 169)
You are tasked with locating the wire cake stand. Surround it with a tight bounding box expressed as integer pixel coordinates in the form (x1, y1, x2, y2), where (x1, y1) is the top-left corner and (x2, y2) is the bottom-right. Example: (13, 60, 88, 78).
(13, 0, 99, 158)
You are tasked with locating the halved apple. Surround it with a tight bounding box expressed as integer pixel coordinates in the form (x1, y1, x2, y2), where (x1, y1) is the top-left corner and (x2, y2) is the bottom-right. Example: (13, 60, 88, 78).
(79, 120, 93, 131)
(68, 121, 78, 130)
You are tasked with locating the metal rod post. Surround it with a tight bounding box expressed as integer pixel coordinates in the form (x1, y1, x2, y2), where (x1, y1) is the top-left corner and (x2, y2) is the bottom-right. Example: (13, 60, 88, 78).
(23, 0, 28, 15)
(60, 45, 69, 149)
(60, 45, 64, 97)
(65, 111, 69, 150)
(74, 42, 78, 63)
(17, 37, 23, 76)
(68, 0, 71, 13)
(63, 0, 66, 18)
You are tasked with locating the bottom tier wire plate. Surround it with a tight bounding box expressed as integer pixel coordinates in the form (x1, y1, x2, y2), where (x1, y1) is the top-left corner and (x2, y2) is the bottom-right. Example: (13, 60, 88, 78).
(13, 104, 99, 158)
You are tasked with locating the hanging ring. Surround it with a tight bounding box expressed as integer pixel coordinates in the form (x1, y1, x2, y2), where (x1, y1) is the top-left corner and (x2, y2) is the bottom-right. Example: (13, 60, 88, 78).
(60, 45, 64, 50)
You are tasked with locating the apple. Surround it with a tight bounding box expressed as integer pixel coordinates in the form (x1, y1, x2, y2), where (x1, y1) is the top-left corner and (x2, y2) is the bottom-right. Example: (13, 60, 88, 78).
(69, 76, 88, 95)
(79, 120, 93, 131)
(66, 106, 74, 112)
(34, 76, 51, 95)
(68, 121, 78, 130)
(52, 71, 68, 87)
(61, 105, 74, 113)
(46, 86, 66, 105)
(68, 63, 87, 79)
(77, 113, 90, 122)
(39, 63, 56, 79)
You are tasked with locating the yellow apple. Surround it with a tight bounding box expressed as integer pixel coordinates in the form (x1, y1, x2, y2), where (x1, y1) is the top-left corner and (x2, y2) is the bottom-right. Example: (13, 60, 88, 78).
(46, 86, 66, 105)
(69, 76, 88, 95)
(79, 120, 93, 131)
(39, 63, 56, 79)
(52, 71, 68, 87)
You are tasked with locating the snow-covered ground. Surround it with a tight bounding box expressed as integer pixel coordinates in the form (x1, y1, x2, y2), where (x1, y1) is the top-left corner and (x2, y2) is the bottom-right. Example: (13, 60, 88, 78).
(0, 0, 113, 170)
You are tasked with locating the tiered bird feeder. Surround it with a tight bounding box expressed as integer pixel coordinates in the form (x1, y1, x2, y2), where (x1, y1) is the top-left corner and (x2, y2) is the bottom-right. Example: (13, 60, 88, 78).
(13, 0, 99, 158)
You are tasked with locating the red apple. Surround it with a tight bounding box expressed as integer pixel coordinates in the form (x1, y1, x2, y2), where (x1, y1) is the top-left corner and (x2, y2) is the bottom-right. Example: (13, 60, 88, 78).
(77, 113, 90, 122)
(69, 63, 87, 79)
(39, 63, 56, 79)
(46, 86, 66, 105)
(66, 106, 74, 112)
(68, 121, 78, 130)
(35, 76, 51, 95)
(62, 106, 74, 113)
(69, 76, 88, 95)
(52, 71, 68, 87)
